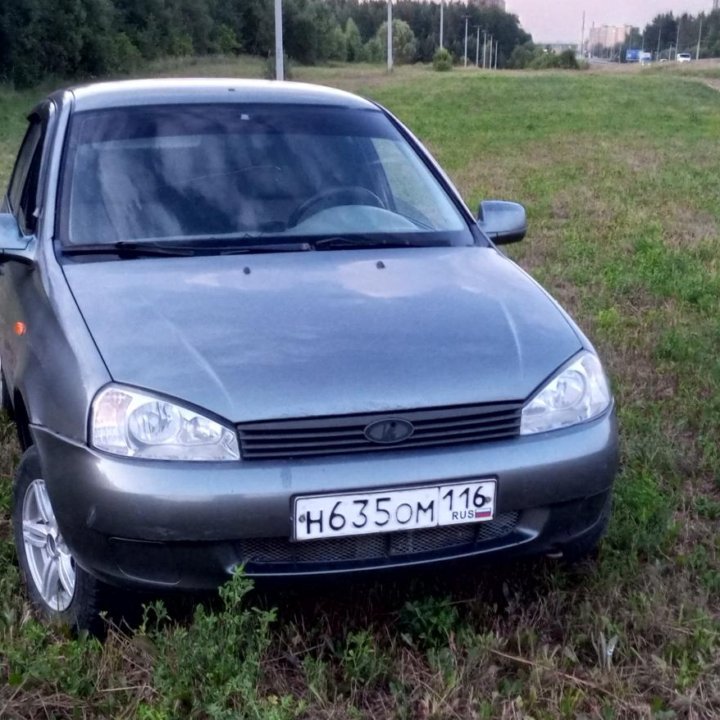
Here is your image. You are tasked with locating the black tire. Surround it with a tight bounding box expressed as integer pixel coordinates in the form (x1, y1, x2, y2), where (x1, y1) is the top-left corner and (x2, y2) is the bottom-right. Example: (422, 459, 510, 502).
(0, 370, 12, 418)
(12, 445, 112, 634)
(559, 495, 612, 565)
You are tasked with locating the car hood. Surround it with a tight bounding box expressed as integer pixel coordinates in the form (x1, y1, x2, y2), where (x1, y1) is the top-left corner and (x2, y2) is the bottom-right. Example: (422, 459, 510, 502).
(64, 247, 582, 422)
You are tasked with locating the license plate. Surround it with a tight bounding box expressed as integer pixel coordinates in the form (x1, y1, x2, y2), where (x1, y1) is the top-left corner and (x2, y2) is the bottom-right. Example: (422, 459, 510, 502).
(293, 479, 496, 541)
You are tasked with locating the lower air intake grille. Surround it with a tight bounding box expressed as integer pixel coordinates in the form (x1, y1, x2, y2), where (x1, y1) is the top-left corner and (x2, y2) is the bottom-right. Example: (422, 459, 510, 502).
(238, 512, 519, 566)
(237, 402, 523, 460)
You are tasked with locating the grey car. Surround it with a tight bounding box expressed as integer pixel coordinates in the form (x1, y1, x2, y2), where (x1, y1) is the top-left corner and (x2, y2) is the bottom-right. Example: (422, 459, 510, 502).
(1, 80, 618, 630)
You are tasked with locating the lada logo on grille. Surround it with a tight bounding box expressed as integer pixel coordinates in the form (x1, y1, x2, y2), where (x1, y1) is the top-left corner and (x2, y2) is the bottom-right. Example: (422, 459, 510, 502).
(363, 418, 415, 444)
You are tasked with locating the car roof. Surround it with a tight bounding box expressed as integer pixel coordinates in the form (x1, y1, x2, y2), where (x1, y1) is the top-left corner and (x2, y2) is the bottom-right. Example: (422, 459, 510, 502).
(62, 78, 377, 113)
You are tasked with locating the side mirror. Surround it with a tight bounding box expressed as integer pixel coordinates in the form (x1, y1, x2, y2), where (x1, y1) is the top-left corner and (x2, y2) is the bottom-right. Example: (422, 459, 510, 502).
(477, 200, 527, 245)
(0, 213, 35, 263)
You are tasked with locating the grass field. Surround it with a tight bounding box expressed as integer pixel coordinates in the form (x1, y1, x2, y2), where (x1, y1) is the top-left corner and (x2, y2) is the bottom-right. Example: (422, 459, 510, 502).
(1, 59, 719, 719)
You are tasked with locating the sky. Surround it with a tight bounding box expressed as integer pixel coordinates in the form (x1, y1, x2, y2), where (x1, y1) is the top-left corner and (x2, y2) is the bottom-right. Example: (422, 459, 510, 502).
(506, 1, 714, 42)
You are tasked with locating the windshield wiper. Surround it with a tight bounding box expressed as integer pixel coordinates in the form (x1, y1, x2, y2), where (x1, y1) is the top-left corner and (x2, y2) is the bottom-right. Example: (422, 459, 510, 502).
(63, 242, 196, 257)
(217, 242, 312, 254)
(63, 241, 312, 257)
(312, 235, 452, 250)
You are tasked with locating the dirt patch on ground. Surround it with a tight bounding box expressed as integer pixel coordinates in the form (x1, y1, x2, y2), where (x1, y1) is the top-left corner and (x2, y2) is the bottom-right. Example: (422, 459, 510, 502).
(702, 78, 720, 92)
(664, 206, 718, 248)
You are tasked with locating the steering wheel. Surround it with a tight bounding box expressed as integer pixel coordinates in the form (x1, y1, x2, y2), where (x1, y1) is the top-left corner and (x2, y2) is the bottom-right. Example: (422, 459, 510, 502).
(288, 186, 385, 227)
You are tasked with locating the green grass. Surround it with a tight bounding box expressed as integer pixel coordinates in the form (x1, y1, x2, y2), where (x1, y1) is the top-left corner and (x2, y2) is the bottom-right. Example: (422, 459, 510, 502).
(0, 87, 42, 191)
(1, 60, 719, 718)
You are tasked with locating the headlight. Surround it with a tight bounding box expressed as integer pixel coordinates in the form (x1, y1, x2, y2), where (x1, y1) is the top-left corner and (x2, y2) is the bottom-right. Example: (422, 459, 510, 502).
(520, 352, 611, 435)
(91, 385, 240, 461)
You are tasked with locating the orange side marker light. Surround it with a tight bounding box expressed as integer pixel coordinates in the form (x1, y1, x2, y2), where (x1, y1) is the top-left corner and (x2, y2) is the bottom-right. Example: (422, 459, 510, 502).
(14, 321, 27, 336)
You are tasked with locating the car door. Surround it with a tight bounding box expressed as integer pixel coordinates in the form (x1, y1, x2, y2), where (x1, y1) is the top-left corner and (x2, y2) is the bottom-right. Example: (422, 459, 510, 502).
(0, 106, 51, 426)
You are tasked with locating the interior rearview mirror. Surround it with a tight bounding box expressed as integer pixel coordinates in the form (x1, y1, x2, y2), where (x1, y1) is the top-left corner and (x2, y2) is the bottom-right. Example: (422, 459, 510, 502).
(477, 201, 527, 245)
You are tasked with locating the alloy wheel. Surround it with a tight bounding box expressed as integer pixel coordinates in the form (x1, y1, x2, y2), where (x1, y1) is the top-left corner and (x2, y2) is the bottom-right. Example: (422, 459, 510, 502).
(21, 479, 75, 611)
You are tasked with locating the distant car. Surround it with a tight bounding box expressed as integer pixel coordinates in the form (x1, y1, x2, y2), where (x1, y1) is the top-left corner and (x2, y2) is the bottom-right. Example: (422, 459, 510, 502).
(1, 80, 618, 630)
(677, 53, 692, 63)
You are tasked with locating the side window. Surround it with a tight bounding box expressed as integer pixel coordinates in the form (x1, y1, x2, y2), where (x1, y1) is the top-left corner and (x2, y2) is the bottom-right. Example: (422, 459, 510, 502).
(7, 120, 43, 234)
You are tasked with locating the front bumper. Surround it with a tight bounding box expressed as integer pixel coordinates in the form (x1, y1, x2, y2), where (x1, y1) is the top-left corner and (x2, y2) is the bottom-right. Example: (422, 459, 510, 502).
(33, 409, 618, 589)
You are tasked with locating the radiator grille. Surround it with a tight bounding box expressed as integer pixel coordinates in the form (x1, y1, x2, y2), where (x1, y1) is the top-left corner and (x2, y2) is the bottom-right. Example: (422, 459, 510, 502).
(239, 512, 519, 566)
(237, 402, 523, 460)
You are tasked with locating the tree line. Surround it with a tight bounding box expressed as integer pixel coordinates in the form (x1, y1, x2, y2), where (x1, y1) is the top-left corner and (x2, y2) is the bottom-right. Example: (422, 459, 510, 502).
(590, 10, 720, 62)
(0, 0, 531, 88)
(639, 10, 720, 59)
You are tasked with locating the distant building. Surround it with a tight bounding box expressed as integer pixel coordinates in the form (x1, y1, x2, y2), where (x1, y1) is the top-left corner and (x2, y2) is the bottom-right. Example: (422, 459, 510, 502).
(588, 24, 633, 49)
(469, 0, 506, 10)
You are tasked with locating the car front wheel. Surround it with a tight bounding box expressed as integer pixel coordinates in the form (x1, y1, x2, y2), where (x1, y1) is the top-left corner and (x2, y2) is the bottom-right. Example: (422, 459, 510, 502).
(12, 445, 111, 633)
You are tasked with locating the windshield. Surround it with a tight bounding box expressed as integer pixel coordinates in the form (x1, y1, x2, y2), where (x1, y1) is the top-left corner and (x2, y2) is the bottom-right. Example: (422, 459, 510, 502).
(58, 103, 475, 249)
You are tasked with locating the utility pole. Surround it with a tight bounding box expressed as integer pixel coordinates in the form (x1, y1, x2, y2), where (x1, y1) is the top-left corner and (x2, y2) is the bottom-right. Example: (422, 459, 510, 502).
(656, 27, 661, 60)
(464, 16, 469, 67)
(697, 16, 703, 60)
(675, 17, 681, 59)
(439, 0, 444, 48)
(476, 26, 480, 67)
(388, 0, 392, 72)
(579, 11, 585, 59)
(274, 0, 284, 81)
(482, 29, 487, 69)
(494, 39, 498, 69)
(388, 0, 393, 72)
